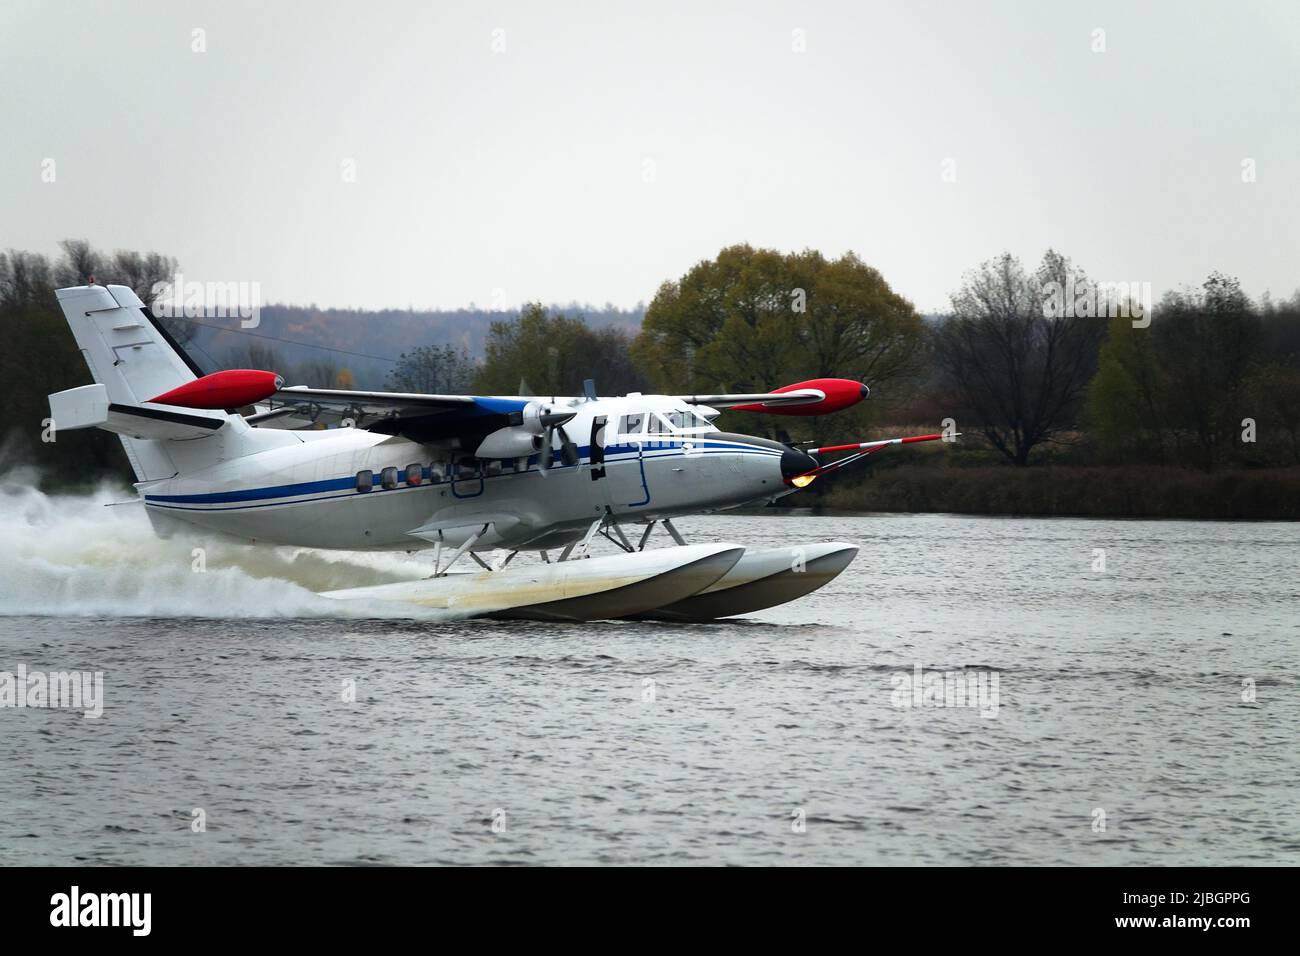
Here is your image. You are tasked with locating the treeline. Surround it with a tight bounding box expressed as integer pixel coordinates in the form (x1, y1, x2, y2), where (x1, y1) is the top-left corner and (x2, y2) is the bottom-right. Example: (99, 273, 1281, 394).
(225, 302, 651, 397)
(192, 301, 644, 389)
(635, 244, 1300, 472)
(631, 243, 1300, 516)
(926, 256, 1300, 470)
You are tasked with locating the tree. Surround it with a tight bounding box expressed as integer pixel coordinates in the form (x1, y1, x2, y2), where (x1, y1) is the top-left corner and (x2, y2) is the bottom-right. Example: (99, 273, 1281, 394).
(386, 344, 476, 393)
(631, 245, 925, 440)
(1151, 274, 1261, 467)
(106, 249, 179, 305)
(1085, 314, 1168, 463)
(53, 239, 102, 289)
(224, 342, 283, 375)
(51, 240, 177, 306)
(292, 357, 344, 388)
(473, 304, 649, 396)
(0, 250, 54, 309)
(1242, 363, 1300, 464)
(934, 250, 1106, 465)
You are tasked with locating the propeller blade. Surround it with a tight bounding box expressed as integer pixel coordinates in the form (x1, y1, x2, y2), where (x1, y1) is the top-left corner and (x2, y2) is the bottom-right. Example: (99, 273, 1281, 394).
(557, 426, 581, 468)
(538, 427, 553, 474)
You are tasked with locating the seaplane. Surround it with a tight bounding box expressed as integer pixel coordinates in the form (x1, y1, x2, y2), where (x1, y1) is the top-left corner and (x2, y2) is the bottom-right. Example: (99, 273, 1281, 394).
(46, 283, 947, 621)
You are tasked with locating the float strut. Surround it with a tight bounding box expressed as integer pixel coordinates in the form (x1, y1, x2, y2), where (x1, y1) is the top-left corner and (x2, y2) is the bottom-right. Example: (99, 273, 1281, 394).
(575, 516, 603, 559)
(433, 523, 489, 577)
(601, 507, 635, 553)
(636, 521, 657, 551)
(662, 518, 687, 546)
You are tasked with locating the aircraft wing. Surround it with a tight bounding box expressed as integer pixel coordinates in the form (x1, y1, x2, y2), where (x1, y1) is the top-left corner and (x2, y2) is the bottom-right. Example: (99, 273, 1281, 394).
(671, 388, 825, 409)
(247, 385, 531, 442)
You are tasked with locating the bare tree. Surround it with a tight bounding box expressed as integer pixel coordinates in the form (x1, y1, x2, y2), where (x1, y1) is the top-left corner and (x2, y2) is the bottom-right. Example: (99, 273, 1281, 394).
(387, 344, 476, 393)
(54, 239, 102, 288)
(108, 249, 179, 305)
(0, 250, 54, 308)
(48, 240, 177, 304)
(935, 251, 1106, 465)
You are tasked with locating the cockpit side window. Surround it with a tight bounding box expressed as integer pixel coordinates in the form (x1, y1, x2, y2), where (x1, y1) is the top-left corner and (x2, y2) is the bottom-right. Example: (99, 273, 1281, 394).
(619, 412, 646, 436)
(648, 410, 712, 434)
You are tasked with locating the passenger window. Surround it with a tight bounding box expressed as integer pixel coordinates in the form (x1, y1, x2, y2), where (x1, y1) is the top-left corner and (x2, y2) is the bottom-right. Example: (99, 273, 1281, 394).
(620, 412, 645, 436)
(450, 458, 476, 481)
(405, 463, 423, 485)
(380, 466, 399, 490)
(356, 470, 373, 493)
(484, 459, 503, 477)
(429, 461, 444, 483)
(647, 413, 674, 435)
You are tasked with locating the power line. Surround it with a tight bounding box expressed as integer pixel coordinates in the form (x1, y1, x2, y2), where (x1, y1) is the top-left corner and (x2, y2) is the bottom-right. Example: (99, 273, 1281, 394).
(161, 315, 403, 365)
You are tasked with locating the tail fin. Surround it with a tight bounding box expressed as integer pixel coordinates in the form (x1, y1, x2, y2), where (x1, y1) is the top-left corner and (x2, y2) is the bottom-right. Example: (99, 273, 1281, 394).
(52, 284, 231, 482)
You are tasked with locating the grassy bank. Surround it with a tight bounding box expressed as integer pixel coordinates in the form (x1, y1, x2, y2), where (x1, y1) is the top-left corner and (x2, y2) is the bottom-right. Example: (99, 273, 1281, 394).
(808, 464, 1300, 520)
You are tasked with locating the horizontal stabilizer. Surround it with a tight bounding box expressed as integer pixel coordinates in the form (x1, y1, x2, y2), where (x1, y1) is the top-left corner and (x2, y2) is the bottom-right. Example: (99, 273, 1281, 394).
(48, 384, 110, 431)
(47, 384, 225, 441)
(105, 404, 226, 441)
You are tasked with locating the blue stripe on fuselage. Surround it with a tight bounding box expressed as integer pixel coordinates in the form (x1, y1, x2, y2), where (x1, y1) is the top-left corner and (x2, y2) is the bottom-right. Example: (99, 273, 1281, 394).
(144, 439, 780, 509)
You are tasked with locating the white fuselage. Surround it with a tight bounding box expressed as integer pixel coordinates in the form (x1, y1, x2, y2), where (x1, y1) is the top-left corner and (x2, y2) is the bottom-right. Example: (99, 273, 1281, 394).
(140, 396, 804, 551)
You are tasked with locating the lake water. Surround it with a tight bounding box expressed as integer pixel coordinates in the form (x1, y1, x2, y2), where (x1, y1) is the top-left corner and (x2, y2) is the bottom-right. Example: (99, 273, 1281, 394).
(1, 483, 1297, 865)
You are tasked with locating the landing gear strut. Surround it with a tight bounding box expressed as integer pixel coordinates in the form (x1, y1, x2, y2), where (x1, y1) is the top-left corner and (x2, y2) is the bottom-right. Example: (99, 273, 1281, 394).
(429, 523, 495, 577)
(554, 509, 689, 562)
(631, 517, 687, 550)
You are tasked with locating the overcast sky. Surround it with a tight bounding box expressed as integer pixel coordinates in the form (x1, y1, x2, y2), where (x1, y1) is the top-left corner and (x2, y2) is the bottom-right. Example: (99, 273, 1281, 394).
(3, 0, 1297, 312)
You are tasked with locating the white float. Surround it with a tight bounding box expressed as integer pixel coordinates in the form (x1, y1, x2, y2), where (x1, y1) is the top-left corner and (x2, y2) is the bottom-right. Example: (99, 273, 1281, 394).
(629, 542, 859, 621)
(318, 543, 745, 621)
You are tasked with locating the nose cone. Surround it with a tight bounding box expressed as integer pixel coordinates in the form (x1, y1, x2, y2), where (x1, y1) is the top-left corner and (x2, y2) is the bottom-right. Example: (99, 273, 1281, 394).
(780, 446, 818, 481)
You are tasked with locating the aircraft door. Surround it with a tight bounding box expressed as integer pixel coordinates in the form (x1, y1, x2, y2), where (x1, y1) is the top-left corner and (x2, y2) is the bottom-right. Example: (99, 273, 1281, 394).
(589, 416, 607, 481)
(603, 411, 650, 509)
(450, 456, 484, 498)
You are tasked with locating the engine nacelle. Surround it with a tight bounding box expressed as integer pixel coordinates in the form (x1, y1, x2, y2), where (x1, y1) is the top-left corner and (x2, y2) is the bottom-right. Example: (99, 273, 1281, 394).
(475, 426, 543, 460)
